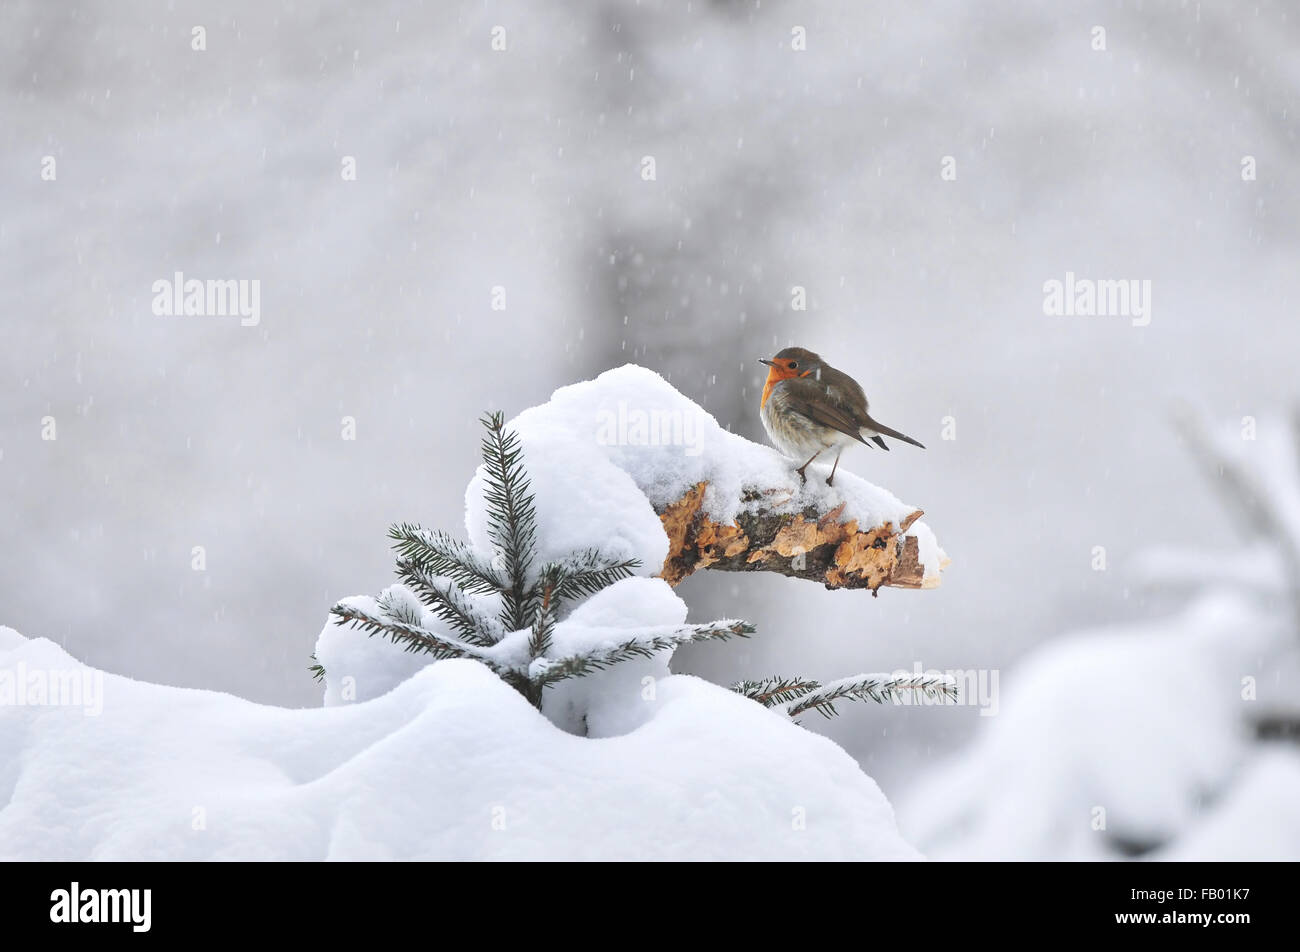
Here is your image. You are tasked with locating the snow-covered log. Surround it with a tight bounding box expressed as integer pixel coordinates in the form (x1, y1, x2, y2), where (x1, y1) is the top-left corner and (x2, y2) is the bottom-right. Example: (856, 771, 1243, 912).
(465, 365, 947, 596)
(658, 482, 934, 593)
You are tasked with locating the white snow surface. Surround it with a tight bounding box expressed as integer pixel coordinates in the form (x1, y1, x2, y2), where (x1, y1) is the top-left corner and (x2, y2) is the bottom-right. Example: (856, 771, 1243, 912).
(316, 574, 703, 736)
(314, 591, 436, 707)
(1153, 748, 1300, 862)
(0, 624, 920, 861)
(897, 591, 1284, 861)
(464, 364, 944, 583)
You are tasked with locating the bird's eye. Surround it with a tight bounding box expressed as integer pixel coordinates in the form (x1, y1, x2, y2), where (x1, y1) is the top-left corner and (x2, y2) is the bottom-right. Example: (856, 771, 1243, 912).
(788, 361, 798, 369)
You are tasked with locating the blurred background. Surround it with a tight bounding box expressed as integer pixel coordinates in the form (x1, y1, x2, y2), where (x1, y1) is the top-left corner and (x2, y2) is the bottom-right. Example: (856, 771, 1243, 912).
(3, 0, 1298, 858)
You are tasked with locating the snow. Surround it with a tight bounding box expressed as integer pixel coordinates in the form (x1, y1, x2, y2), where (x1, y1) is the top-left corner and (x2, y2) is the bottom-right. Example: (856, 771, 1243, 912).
(0, 625, 919, 861)
(563, 575, 687, 630)
(1153, 748, 1300, 862)
(896, 416, 1300, 862)
(897, 591, 1283, 861)
(464, 364, 944, 584)
(535, 577, 689, 737)
(317, 575, 724, 737)
(313, 592, 434, 707)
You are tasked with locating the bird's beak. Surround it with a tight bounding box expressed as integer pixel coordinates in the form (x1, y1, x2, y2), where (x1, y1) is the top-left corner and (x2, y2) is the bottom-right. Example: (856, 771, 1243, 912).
(757, 358, 776, 367)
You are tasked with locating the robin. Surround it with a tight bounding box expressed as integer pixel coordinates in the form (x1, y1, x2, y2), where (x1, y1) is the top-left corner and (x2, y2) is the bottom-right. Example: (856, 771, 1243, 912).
(758, 346, 925, 487)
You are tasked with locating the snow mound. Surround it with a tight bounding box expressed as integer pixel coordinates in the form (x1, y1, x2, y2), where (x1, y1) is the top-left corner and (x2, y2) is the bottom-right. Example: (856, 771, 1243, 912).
(465, 365, 943, 583)
(0, 626, 920, 861)
(314, 592, 437, 707)
(315, 574, 698, 737)
(1153, 748, 1300, 861)
(897, 592, 1281, 861)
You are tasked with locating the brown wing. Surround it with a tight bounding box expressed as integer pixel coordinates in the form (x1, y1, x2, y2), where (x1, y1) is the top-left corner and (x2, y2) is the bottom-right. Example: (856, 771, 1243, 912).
(778, 376, 869, 445)
(821, 364, 926, 450)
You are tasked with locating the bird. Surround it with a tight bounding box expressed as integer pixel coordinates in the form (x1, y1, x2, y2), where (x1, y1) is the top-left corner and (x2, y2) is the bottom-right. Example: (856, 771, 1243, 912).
(758, 346, 924, 487)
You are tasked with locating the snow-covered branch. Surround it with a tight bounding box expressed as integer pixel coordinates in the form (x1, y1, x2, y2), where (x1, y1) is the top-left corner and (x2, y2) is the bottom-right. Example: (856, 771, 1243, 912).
(783, 672, 958, 718)
(462, 365, 946, 596)
(657, 483, 939, 594)
(329, 598, 500, 666)
(530, 620, 754, 687)
(1174, 409, 1300, 625)
(732, 671, 957, 718)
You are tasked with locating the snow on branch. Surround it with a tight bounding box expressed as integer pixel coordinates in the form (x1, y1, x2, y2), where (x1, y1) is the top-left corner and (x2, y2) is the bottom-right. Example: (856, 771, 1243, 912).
(783, 672, 958, 719)
(734, 672, 958, 719)
(1174, 408, 1300, 624)
(530, 620, 754, 688)
(461, 366, 946, 596)
(330, 598, 500, 665)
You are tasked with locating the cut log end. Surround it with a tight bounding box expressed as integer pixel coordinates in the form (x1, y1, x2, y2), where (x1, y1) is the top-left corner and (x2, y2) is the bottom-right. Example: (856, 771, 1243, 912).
(655, 481, 939, 593)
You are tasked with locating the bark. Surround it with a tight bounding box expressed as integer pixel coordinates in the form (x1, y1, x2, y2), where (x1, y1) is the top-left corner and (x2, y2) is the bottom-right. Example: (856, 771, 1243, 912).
(655, 482, 944, 594)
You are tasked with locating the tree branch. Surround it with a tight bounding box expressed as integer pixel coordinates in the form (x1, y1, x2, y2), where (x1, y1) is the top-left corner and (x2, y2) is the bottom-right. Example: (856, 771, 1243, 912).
(655, 482, 944, 593)
(1173, 409, 1300, 627)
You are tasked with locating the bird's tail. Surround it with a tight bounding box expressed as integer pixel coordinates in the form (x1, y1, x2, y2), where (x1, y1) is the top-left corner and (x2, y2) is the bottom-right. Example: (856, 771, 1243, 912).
(862, 413, 926, 449)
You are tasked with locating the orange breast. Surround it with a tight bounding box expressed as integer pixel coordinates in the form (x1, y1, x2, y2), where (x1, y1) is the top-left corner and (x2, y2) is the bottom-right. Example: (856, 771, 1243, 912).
(760, 366, 811, 409)
(761, 369, 781, 409)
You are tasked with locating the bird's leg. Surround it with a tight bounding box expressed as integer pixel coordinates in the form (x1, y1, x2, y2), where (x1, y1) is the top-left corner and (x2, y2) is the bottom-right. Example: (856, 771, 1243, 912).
(826, 450, 843, 487)
(794, 451, 821, 484)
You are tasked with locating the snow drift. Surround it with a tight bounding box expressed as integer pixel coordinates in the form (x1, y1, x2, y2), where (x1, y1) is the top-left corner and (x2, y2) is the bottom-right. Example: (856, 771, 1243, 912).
(898, 592, 1287, 861)
(0, 625, 918, 860)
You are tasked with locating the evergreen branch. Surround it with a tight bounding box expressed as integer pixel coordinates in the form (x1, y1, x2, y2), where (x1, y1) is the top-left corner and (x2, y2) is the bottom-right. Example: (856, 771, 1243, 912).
(308, 654, 326, 684)
(329, 601, 494, 664)
(375, 586, 427, 629)
(480, 411, 539, 632)
(785, 672, 958, 719)
(395, 558, 502, 646)
(552, 550, 642, 601)
(531, 620, 754, 688)
(528, 564, 566, 660)
(730, 675, 819, 708)
(388, 523, 503, 595)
